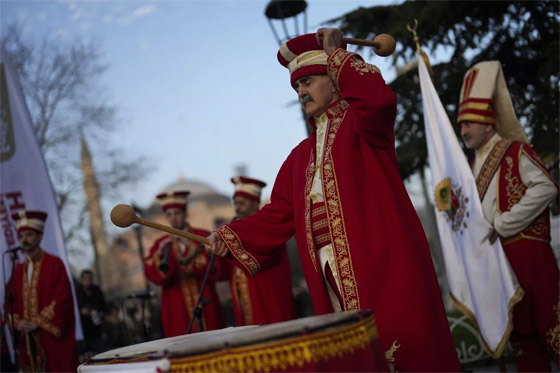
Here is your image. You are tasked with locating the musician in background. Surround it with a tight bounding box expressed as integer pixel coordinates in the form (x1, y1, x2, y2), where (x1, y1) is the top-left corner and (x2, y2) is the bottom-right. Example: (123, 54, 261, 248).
(458, 61, 559, 370)
(76, 269, 108, 357)
(4, 210, 78, 372)
(229, 177, 296, 326)
(143, 191, 227, 336)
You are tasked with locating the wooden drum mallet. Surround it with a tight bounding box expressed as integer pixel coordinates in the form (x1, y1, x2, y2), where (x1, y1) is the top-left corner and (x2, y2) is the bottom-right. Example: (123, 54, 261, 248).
(319, 33, 396, 57)
(343, 34, 396, 57)
(110, 204, 209, 245)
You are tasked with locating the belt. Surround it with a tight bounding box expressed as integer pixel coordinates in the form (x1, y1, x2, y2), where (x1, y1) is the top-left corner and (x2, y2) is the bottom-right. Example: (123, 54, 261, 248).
(312, 202, 331, 249)
(501, 233, 523, 246)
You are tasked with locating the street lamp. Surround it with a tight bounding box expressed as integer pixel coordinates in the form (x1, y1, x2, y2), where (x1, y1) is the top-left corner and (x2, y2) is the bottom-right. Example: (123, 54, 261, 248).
(265, 0, 308, 46)
(265, 0, 311, 135)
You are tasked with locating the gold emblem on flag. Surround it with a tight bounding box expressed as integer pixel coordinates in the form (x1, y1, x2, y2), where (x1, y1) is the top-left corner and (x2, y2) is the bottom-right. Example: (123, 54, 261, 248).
(435, 177, 469, 232)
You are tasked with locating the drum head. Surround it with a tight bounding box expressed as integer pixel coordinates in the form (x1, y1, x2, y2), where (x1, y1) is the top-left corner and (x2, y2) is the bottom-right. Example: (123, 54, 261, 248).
(89, 310, 371, 363)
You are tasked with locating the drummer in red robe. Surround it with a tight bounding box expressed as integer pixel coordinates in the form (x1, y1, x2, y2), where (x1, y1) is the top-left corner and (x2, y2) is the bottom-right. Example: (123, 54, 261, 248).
(4, 210, 78, 372)
(144, 191, 227, 336)
(229, 176, 296, 325)
(208, 28, 460, 371)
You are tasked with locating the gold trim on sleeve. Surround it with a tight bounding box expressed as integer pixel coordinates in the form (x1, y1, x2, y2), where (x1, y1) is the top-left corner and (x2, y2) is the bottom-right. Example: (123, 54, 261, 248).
(217, 226, 260, 276)
(327, 48, 355, 93)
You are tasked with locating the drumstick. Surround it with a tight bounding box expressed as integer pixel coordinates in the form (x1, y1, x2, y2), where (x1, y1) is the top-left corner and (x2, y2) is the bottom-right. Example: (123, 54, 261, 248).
(110, 204, 210, 245)
(320, 33, 396, 57)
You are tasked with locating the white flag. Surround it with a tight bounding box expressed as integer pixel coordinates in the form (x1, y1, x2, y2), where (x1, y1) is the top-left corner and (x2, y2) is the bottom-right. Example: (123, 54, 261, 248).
(0, 46, 83, 349)
(418, 56, 523, 357)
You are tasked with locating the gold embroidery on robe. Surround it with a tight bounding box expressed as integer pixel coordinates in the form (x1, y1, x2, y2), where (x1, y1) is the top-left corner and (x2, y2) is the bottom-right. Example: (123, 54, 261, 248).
(504, 156, 525, 210)
(218, 226, 260, 276)
(497, 143, 552, 243)
(476, 139, 513, 200)
(22, 254, 61, 338)
(179, 273, 207, 331)
(349, 58, 380, 75)
(322, 100, 360, 311)
(328, 49, 355, 92)
(232, 268, 253, 325)
(40, 301, 56, 321)
(304, 151, 319, 272)
(546, 300, 560, 354)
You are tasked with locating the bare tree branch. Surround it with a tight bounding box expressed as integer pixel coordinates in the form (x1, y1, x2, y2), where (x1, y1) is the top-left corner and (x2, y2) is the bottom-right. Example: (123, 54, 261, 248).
(2, 24, 153, 271)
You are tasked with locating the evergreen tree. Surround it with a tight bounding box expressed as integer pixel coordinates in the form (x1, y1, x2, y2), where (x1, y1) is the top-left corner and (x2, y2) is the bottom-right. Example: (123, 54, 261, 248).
(330, 0, 559, 180)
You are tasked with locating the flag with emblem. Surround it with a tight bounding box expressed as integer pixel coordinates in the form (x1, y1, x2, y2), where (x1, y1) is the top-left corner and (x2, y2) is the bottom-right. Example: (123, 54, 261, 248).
(0, 46, 83, 355)
(417, 55, 523, 358)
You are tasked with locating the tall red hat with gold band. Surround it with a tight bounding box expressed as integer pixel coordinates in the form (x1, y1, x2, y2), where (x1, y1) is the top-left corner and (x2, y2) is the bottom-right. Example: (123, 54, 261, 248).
(277, 33, 345, 86)
(156, 190, 190, 211)
(458, 60, 528, 143)
(231, 176, 267, 202)
(11, 210, 48, 234)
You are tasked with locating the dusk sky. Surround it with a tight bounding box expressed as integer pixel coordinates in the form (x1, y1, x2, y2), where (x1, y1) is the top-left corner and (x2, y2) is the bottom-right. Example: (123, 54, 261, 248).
(1, 0, 403, 209)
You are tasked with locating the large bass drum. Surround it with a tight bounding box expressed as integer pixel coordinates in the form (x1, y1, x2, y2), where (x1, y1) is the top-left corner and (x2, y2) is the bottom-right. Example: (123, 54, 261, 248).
(78, 309, 386, 372)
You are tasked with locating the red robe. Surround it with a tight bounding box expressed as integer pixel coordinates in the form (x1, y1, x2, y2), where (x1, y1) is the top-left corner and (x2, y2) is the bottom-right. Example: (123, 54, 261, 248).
(230, 243, 296, 326)
(144, 229, 227, 337)
(217, 48, 459, 371)
(5, 250, 78, 372)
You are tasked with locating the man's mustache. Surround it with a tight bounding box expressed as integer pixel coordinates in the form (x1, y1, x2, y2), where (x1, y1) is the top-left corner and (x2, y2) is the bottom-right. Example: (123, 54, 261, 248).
(300, 95, 314, 105)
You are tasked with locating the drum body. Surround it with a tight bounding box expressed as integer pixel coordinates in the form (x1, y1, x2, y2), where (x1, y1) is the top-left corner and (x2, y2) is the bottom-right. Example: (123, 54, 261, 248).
(79, 310, 386, 372)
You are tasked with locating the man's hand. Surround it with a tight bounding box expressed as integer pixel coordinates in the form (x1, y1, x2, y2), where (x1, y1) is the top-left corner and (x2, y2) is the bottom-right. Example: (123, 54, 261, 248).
(206, 231, 229, 257)
(486, 227, 500, 244)
(316, 28, 344, 56)
(16, 320, 37, 333)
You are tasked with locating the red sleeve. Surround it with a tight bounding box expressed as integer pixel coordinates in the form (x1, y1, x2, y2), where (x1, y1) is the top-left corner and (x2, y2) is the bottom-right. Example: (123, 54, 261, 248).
(143, 236, 177, 285)
(34, 257, 74, 338)
(216, 156, 296, 277)
(327, 48, 397, 148)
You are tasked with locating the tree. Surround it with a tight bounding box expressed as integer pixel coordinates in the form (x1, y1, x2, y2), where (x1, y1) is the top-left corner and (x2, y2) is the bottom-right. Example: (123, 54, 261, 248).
(330, 0, 559, 181)
(2, 25, 150, 271)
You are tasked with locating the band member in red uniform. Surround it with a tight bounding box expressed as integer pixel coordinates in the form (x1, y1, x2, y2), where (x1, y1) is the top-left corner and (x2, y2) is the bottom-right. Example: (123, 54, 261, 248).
(144, 191, 227, 336)
(4, 210, 78, 372)
(229, 176, 296, 325)
(207, 28, 459, 371)
(458, 60, 559, 371)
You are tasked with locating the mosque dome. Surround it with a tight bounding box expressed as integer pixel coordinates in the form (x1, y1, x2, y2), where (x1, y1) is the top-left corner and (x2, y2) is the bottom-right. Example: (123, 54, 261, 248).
(144, 176, 231, 217)
(159, 176, 218, 198)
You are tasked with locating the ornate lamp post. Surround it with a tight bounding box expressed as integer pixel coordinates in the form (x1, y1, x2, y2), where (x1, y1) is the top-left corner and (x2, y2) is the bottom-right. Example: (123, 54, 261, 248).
(264, 0, 308, 46)
(265, 0, 311, 135)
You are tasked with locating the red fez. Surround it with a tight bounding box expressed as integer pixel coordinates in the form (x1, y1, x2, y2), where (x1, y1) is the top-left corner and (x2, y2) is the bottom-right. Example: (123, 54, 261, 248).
(278, 33, 346, 86)
(231, 176, 266, 202)
(156, 190, 190, 211)
(11, 210, 48, 234)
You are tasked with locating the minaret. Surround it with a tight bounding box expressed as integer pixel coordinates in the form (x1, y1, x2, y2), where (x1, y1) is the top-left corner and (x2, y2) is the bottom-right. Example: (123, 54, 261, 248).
(80, 135, 112, 291)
